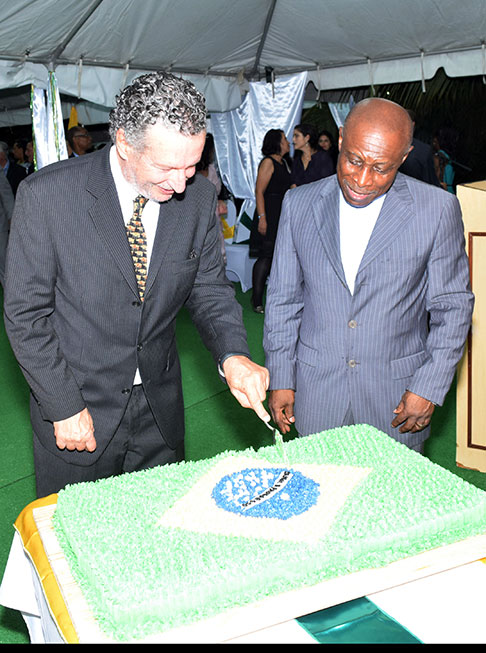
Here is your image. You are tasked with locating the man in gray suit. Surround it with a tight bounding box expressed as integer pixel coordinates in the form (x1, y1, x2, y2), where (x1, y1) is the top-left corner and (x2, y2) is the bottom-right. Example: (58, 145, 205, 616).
(4, 72, 269, 496)
(264, 98, 473, 452)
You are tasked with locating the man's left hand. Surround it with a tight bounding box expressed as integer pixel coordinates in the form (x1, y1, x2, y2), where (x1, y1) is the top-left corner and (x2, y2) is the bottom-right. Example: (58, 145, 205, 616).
(222, 356, 270, 423)
(392, 390, 435, 434)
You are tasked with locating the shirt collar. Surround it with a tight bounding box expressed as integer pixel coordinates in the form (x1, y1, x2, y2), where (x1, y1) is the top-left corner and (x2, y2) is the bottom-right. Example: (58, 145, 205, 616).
(339, 189, 386, 217)
(109, 144, 141, 205)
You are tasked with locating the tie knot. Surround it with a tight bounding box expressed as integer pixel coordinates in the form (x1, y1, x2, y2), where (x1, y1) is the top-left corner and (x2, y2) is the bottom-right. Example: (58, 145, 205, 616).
(133, 195, 148, 213)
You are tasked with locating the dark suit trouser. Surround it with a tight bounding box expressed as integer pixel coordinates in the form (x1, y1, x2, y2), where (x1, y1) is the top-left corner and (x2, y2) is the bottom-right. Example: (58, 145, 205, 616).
(33, 384, 184, 497)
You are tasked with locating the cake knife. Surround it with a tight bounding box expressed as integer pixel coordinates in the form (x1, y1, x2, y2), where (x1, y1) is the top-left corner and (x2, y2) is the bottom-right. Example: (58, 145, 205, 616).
(263, 418, 281, 444)
(263, 419, 289, 467)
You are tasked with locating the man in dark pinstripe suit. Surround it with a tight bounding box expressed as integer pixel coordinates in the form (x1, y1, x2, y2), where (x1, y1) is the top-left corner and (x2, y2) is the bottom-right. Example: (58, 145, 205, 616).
(4, 72, 269, 497)
(264, 98, 473, 452)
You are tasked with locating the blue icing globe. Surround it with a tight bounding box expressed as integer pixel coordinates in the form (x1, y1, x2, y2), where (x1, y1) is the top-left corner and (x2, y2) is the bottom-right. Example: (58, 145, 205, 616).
(211, 467, 320, 520)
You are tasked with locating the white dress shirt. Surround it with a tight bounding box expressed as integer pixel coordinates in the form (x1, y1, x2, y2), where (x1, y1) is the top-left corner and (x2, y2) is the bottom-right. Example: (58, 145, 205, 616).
(339, 191, 386, 295)
(109, 145, 160, 384)
(109, 145, 160, 262)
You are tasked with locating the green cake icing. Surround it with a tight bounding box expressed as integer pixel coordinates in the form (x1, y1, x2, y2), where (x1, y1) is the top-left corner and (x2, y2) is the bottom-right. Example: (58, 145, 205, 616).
(53, 424, 486, 642)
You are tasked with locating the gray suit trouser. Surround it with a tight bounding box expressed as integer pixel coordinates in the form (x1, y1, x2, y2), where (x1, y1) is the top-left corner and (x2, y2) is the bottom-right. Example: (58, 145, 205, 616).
(341, 404, 424, 454)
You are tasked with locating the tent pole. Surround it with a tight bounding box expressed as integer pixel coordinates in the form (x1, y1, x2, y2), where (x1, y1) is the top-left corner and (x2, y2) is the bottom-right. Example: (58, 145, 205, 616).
(50, 0, 104, 66)
(250, 0, 277, 80)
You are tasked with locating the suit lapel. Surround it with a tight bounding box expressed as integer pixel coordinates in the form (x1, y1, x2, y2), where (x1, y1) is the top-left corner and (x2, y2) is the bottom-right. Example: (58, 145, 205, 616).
(313, 179, 347, 286)
(144, 199, 179, 296)
(86, 148, 140, 298)
(357, 173, 414, 274)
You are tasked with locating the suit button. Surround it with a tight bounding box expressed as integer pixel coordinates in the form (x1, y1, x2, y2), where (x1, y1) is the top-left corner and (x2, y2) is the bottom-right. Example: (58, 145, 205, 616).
(348, 320, 357, 328)
(132, 300, 141, 307)
(137, 343, 143, 351)
(121, 388, 131, 394)
(348, 359, 357, 368)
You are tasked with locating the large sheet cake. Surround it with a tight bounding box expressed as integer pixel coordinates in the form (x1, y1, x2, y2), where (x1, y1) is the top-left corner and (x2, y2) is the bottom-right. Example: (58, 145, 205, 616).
(48, 424, 486, 642)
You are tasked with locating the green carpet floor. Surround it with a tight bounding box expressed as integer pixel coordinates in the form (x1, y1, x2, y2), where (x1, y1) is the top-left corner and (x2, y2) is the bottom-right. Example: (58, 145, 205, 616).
(0, 283, 485, 643)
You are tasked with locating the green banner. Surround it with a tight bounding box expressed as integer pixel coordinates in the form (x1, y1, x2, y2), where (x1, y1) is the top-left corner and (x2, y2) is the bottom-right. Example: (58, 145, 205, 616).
(296, 597, 421, 644)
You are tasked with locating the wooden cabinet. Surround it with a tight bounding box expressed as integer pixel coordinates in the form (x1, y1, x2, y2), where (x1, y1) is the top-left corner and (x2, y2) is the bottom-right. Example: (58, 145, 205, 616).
(456, 181, 486, 472)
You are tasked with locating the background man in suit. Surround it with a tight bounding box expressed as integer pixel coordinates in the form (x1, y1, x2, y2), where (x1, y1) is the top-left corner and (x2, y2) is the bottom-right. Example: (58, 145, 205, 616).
(0, 141, 26, 196)
(264, 98, 473, 453)
(66, 125, 93, 157)
(0, 171, 14, 286)
(4, 72, 270, 497)
(399, 110, 440, 186)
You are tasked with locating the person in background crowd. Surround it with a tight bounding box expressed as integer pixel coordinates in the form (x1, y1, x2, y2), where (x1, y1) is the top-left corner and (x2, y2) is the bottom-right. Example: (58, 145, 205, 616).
(25, 141, 35, 174)
(0, 141, 26, 196)
(318, 129, 338, 170)
(12, 139, 30, 171)
(4, 71, 270, 497)
(290, 123, 334, 187)
(264, 98, 473, 455)
(250, 129, 291, 314)
(0, 171, 14, 286)
(66, 125, 93, 157)
(196, 133, 220, 188)
(433, 128, 458, 193)
(398, 110, 439, 186)
(196, 133, 227, 262)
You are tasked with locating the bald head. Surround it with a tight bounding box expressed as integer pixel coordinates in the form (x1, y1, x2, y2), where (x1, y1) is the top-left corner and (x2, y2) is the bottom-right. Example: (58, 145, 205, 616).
(337, 98, 414, 207)
(343, 98, 413, 154)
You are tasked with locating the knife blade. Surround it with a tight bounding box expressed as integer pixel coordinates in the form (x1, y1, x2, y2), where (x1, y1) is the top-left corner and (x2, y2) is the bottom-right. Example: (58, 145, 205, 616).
(263, 420, 289, 467)
(263, 418, 280, 443)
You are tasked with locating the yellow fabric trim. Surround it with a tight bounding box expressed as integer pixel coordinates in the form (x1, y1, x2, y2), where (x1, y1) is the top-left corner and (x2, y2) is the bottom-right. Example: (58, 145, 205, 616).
(221, 217, 234, 239)
(68, 106, 78, 130)
(14, 495, 79, 644)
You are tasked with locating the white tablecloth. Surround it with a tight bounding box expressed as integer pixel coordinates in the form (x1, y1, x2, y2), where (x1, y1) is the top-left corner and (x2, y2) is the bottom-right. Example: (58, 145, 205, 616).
(1, 531, 486, 643)
(0, 532, 64, 643)
(225, 243, 253, 292)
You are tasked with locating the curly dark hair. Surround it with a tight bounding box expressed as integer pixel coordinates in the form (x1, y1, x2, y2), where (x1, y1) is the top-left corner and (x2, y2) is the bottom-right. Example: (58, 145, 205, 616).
(109, 71, 207, 147)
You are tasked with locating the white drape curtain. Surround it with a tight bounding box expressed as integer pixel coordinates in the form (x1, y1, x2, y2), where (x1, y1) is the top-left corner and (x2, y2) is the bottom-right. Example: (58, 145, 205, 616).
(328, 97, 355, 130)
(31, 72, 68, 170)
(211, 72, 308, 242)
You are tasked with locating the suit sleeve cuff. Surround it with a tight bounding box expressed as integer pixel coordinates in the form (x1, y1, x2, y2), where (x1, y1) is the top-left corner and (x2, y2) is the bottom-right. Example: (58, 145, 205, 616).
(218, 352, 250, 379)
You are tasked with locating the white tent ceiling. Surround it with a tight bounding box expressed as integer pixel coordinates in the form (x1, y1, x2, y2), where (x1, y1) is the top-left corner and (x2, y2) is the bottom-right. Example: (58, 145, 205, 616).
(1, 0, 485, 126)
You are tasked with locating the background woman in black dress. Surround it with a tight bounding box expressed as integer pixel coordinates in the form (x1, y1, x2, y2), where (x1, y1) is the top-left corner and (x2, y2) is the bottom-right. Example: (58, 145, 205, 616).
(318, 129, 338, 171)
(251, 129, 291, 313)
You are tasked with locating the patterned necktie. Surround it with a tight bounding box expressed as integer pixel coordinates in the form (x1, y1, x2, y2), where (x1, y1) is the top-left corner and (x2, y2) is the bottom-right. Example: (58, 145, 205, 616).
(126, 195, 148, 300)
